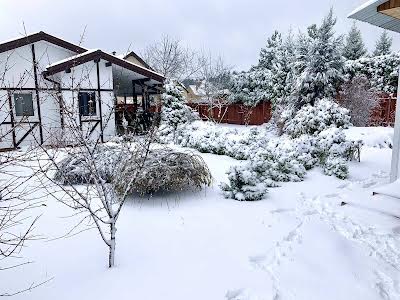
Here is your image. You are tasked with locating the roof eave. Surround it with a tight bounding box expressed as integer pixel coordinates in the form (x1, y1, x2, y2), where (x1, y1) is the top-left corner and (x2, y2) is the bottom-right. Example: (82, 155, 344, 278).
(0, 31, 87, 54)
(44, 50, 165, 83)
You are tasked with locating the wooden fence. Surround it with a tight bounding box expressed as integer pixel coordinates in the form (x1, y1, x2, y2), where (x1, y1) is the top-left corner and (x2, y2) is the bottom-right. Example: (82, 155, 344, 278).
(189, 95, 397, 127)
(187, 102, 272, 125)
(116, 96, 396, 128)
(370, 95, 397, 127)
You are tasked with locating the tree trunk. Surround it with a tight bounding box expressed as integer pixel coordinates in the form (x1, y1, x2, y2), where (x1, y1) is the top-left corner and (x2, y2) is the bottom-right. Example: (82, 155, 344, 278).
(108, 223, 116, 268)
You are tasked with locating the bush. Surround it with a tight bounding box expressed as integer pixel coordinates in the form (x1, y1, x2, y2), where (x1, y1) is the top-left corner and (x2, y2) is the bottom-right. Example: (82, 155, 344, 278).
(159, 121, 273, 161)
(323, 157, 348, 180)
(220, 165, 268, 201)
(54, 145, 212, 195)
(53, 145, 129, 184)
(340, 76, 379, 127)
(284, 98, 351, 138)
(115, 149, 212, 194)
(220, 128, 361, 201)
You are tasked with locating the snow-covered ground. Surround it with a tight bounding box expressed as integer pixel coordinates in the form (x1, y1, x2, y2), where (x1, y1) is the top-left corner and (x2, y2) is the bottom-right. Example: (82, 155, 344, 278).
(2, 126, 400, 300)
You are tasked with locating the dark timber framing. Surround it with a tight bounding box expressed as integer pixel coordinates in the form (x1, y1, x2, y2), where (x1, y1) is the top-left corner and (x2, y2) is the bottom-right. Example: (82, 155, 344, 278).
(31, 43, 44, 144)
(96, 61, 104, 143)
(7, 92, 17, 148)
(0, 87, 114, 92)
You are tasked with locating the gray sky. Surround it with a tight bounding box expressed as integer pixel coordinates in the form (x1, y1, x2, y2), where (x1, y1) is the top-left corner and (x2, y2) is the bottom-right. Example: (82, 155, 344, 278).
(0, 0, 399, 71)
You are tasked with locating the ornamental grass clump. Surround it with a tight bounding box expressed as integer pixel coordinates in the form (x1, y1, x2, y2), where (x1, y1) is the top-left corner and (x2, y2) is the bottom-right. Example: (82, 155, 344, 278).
(54, 145, 212, 195)
(115, 149, 212, 195)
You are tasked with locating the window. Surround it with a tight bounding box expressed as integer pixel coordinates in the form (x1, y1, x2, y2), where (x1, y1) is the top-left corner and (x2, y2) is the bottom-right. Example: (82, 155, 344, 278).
(78, 92, 97, 116)
(14, 93, 34, 117)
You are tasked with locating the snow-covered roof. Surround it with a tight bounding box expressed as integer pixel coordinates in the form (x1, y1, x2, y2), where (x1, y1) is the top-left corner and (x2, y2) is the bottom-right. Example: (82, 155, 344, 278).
(0, 31, 87, 54)
(46, 48, 100, 69)
(44, 49, 165, 83)
(348, 0, 400, 33)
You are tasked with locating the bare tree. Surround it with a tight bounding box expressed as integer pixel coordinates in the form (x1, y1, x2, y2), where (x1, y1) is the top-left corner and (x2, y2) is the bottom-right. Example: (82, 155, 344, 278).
(341, 75, 379, 127)
(36, 127, 155, 268)
(142, 35, 200, 81)
(32, 46, 158, 267)
(196, 53, 232, 123)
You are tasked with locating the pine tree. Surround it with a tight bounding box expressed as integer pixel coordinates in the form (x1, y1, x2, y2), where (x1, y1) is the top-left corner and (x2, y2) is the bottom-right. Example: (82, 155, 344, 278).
(293, 9, 344, 108)
(343, 22, 367, 60)
(373, 31, 392, 56)
(258, 31, 282, 69)
(256, 31, 295, 106)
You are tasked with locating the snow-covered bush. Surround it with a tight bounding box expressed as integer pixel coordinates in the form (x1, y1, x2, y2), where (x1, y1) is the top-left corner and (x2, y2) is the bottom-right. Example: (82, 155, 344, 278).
(54, 145, 212, 195)
(220, 165, 268, 201)
(284, 99, 351, 138)
(344, 53, 400, 95)
(115, 149, 212, 194)
(317, 128, 362, 162)
(160, 121, 272, 161)
(53, 145, 129, 184)
(221, 128, 361, 201)
(323, 157, 348, 180)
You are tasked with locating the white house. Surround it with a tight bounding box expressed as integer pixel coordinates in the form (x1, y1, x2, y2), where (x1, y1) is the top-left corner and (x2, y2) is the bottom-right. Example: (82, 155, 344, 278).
(349, 0, 400, 192)
(0, 31, 164, 150)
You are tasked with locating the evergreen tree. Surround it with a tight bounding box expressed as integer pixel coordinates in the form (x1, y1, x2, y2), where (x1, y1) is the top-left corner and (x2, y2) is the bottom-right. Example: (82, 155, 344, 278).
(256, 31, 296, 106)
(258, 31, 282, 69)
(293, 9, 344, 108)
(373, 31, 392, 56)
(343, 22, 367, 60)
(161, 81, 196, 132)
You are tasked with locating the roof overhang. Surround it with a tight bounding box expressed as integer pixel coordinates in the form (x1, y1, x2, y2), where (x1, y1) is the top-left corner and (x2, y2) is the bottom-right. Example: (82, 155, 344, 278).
(43, 49, 165, 83)
(0, 31, 87, 54)
(349, 0, 400, 33)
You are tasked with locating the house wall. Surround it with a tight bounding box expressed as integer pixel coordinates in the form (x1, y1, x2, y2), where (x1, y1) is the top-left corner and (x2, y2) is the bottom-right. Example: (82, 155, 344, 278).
(125, 56, 146, 68)
(56, 58, 115, 143)
(0, 40, 117, 150)
(0, 41, 78, 149)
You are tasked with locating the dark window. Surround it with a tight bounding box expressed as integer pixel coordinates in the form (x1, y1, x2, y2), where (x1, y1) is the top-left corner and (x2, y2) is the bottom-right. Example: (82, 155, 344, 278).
(78, 92, 97, 116)
(14, 93, 34, 116)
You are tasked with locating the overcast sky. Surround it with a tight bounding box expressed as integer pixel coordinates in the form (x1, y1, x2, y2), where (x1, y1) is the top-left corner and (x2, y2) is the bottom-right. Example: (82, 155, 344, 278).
(0, 0, 399, 71)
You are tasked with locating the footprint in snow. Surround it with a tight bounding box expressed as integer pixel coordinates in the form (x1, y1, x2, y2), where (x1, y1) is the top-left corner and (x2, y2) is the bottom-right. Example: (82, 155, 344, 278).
(337, 182, 351, 189)
(226, 289, 245, 300)
(372, 171, 389, 179)
(225, 289, 261, 300)
(392, 226, 400, 235)
(324, 193, 341, 198)
(361, 180, 378, 189)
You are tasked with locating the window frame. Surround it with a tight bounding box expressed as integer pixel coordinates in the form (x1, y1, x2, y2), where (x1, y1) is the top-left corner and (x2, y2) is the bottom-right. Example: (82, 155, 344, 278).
(13, 92, 34, 117)
(78, 92, 97, 117)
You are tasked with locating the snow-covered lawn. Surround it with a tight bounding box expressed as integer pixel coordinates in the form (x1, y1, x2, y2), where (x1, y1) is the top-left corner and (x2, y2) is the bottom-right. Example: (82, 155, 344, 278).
(2, 126, 400, 300)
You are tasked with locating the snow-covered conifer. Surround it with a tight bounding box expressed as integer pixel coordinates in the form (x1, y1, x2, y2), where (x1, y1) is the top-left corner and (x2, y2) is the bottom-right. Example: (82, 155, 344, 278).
(373, 31, 393, 57)
(258, 31, 282, 70)
(343, 22, 367, 60)
(293, 9, 344, 108)
(284, 98, 351, 138)
(344, 53, 400, 95)
(160, 81, 197, 140)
